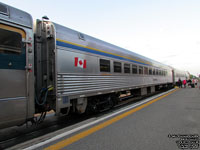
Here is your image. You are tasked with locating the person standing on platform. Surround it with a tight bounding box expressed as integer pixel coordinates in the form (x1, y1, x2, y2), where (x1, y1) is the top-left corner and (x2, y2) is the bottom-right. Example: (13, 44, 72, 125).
(191, 78, 195, 88)
(188, 79, 192, 87)
(178, 78, 182, 88)
(194, 79, 198, 87)
(183, 79, 187, 88)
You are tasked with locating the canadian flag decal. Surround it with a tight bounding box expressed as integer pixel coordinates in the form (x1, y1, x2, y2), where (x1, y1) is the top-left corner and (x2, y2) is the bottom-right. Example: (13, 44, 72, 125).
(74, 57, 87, 69)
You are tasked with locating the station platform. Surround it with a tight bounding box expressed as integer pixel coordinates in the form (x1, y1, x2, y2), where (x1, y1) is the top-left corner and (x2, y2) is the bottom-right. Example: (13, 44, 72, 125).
(11, 87, 200, 150)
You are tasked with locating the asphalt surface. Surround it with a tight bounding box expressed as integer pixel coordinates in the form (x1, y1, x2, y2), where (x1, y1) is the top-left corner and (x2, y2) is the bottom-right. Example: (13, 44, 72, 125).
(12, 87, 200, 150)
(60, 87, 200, 150)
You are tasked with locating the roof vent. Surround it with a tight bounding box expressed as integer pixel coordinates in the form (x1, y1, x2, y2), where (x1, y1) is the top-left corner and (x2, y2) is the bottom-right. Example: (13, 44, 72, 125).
(78, 32, 85, 41)
(0, 3, 8, 15)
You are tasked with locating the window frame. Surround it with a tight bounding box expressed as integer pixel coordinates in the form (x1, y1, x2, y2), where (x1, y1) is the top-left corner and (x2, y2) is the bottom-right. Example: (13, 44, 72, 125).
(99, 58, 111, 72)
(149, 68, 152, 75)
(113, 61, 122, 73)
(132, 64, 138, 74)
(124, 63, 130, 73)
(144, 67, 148, 75)
(156, 69, 158, 75)
(158, 70, 161, 76)
(0, 24, 25, 54)
(139, 66, 143, 75)
(153, 69, 155, 75)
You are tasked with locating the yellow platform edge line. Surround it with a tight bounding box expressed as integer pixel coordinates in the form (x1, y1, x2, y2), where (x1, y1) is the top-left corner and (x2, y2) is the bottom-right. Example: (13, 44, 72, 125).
(45, 88, 178, 150)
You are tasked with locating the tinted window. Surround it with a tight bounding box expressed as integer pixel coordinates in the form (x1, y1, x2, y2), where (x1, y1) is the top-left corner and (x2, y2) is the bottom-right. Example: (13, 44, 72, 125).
(158, 70, 161, 75)
(156, 69, 158, 75)
(100, 59, 110, 72)
(149, 68, 152, 75)
(124, 63, 130, 73)
(144, 67, 148, 75)
(0, 28, 22, 53)
(139, 66, 143, 74)
(114, 61, 122, 73)
(161, 70, 164, 76)
(132, 64, 138, 74)
(153, 69, 155, 75)
(165, 71, 168, 76)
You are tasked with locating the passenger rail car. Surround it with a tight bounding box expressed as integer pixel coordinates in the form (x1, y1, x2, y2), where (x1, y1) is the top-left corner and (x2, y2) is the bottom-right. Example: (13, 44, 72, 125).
(0, 2, 187, 129)
(0, 3, 34, 129)
(173, 69, 189, 85)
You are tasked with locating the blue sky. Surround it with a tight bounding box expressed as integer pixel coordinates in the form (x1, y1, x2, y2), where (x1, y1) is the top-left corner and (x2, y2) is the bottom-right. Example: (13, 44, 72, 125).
(1, 0, 200, 75)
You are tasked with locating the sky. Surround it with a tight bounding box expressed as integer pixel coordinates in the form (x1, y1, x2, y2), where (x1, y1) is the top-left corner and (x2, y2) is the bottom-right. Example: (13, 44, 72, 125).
(1, 0, 200, 76)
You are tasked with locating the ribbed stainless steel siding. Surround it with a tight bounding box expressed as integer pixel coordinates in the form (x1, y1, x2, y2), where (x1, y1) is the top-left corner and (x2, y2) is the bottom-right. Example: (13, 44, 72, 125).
(57, 73, 167, 97)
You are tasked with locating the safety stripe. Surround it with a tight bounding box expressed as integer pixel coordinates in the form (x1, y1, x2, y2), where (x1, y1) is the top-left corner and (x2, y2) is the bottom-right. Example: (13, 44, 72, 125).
(0, 23, 26, 38)
(44, 88, 178, 150)
(0, 97, 26, 101)
(56, 39, 151, 66)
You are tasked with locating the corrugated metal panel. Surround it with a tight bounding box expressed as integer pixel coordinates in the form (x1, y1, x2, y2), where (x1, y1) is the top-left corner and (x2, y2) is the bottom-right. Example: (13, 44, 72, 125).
(57, 73, 167, 97)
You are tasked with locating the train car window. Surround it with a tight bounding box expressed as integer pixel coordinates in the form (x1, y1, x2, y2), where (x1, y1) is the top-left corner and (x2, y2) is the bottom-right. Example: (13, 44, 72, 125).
(0, 28, 22, 54)
(162, 70, 164, 76)
(100, 59, 110, 72)
(158, 70, 161, 76)
(149, 68, 152, 75)
(139, 66, 143, 74)
(156, 69, 158, 75)
(132, 65, 138, 74)
(153, 69, 155, 75)
(124, 63, 130, 73)
(114, 61, 122, 73)
(144, 67, 148, 75)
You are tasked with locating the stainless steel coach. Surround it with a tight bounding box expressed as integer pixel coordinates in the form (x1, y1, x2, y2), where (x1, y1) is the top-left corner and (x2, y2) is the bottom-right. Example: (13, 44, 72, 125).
(0, 2, 186, 129)
(0, 3, 34, 128)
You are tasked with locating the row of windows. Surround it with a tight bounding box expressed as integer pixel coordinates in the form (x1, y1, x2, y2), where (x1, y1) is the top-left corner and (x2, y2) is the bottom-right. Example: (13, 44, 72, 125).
(100, 59, 168, 76)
